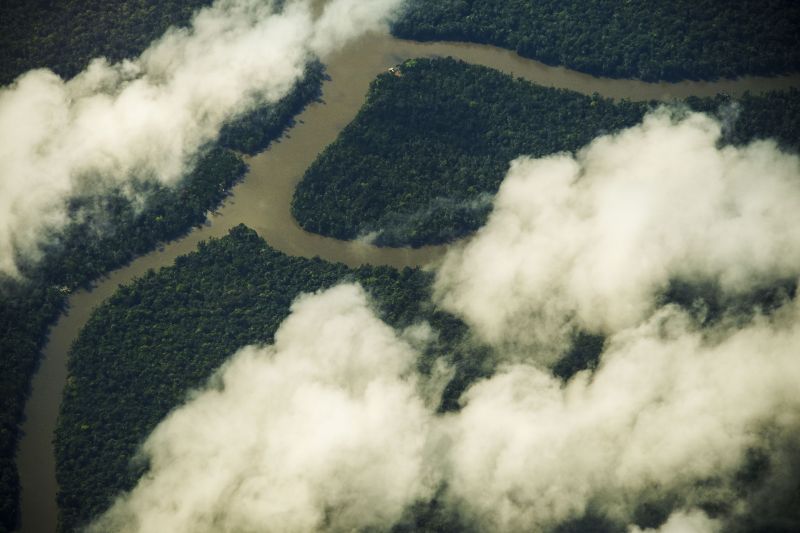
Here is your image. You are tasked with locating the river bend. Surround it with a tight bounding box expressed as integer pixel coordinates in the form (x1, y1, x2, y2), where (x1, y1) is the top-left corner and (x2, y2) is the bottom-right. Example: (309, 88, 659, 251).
(16, 32, 800, 533)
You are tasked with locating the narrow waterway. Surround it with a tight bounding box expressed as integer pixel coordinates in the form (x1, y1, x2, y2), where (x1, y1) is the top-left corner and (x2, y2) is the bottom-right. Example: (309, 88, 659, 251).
(16, 31, 800, 533)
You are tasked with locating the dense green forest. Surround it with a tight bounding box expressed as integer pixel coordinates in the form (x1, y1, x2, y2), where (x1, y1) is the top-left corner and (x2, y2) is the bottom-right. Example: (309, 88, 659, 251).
(0, 2, 324, 529)
(393, 0, 800, 82)
(292, 57, 645, 247)
(293, 57, 800, 248)
(0, 0, 213, 86)
(53, 225, 489, 531)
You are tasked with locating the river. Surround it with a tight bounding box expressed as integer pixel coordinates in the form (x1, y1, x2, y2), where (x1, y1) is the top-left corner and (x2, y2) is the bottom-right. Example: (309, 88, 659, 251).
(15, 31, 800, 533)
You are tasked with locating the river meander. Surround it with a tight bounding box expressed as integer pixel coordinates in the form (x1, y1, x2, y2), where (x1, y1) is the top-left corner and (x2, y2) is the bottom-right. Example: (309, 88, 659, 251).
(16, 32, 800, 533)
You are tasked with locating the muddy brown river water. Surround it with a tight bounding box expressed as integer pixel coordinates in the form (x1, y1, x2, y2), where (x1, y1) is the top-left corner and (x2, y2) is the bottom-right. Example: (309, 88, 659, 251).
(15, 31, 800, 532)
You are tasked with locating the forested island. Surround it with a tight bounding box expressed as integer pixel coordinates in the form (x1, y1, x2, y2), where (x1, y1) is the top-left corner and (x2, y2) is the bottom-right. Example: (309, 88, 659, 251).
(293, 57, 800, 248)
(393, 0, 800, 82)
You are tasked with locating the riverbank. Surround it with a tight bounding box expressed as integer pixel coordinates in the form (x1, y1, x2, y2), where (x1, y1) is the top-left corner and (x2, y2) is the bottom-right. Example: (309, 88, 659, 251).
(16, 32, 800, 532)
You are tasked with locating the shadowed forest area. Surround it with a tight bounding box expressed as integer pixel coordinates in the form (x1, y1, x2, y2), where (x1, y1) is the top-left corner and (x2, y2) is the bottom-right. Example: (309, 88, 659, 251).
(0, 0, 213, 86)
(393, 0, 800, 82)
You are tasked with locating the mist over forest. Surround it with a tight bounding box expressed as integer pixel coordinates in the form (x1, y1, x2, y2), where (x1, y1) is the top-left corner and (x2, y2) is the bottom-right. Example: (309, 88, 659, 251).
(1, 1, 799, 532)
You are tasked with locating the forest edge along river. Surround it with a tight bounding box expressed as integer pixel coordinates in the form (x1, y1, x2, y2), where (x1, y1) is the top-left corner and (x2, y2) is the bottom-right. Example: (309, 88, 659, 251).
(16, 31, 800, 532)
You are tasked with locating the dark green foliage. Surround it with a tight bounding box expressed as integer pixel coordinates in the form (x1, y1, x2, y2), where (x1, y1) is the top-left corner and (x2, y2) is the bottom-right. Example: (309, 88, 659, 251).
(393, 0, 800, 81)
(0, 282, 64, 533)
(630, 497, 678, 531)
(0, 0, 213, 85)
(36, 148, 245, 288)
(218, 61, 326, 155)
(552, 513, 625, 533)
(660, 278, 797, 327)
(552, 333, 606, 381)
(0, 83, 322, 530)
(54, 225, 484, 531)
(0, 8, 324, 527)
(0, 147, 244, 533)
(730, 440, 800, 533)
(0, 1, 207, 525)
(553, 276, 797, 384)
(391, 487, 479, 533)
(685, 89, 800, 152)
(293, 58, 800, 249)
(292, 57, 647, 247)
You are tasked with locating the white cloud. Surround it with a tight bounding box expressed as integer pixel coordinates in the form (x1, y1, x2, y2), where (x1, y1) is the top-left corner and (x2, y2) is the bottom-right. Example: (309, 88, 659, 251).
(90, 110, 800, 532)
(0, 0, 401, 276)
(443, 301, 800, 531)
(89, 284, 436, 533)
(434, 109, 800, 364)
(93, 286, 800, 532)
